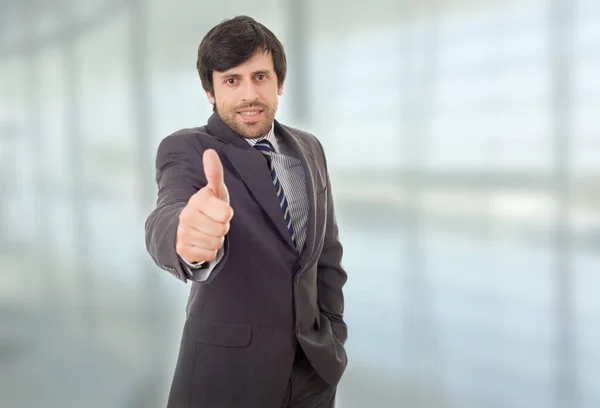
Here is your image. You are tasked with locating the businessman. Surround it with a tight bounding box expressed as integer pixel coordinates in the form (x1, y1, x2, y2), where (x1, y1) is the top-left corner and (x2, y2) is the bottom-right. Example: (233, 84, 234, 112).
(145, 16, 348, 408)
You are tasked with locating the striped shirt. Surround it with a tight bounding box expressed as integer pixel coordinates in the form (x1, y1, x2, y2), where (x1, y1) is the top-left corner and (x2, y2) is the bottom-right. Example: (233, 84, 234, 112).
(244, 123, 309, 254)
(182, 122, 310, 278)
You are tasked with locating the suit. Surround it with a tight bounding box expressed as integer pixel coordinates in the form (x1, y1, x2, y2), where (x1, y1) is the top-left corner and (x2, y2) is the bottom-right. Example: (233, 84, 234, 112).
(145, 113, 348, 407)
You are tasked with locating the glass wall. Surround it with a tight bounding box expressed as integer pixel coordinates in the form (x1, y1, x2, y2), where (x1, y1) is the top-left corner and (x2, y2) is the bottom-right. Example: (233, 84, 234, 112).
(1, 0, 599, 407)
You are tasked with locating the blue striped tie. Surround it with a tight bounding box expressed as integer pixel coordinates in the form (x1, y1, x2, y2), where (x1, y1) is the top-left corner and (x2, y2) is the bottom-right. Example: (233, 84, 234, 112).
(254, 139, 296, 245)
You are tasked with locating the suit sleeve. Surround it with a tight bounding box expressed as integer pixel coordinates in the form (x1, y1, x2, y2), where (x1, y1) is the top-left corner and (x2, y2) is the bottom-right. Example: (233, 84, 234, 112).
(180, 247, 226, 282)
(316, 141, 349, 344)
(144, 135, 225, 282)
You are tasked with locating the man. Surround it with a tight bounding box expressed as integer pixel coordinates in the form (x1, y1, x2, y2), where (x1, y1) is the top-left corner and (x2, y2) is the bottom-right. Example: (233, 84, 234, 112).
(145, 15, 348, 408)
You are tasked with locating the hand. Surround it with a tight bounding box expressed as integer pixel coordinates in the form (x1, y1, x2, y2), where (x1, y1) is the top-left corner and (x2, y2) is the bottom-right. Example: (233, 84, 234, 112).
(176, 149, 234, 263)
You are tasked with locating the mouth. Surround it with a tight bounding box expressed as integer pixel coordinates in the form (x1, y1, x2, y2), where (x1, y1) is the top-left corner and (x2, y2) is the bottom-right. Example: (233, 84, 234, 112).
(237, 109, 264, 122)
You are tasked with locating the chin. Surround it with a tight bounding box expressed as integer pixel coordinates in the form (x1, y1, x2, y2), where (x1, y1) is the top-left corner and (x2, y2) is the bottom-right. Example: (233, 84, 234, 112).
(239, 122, 270, 138)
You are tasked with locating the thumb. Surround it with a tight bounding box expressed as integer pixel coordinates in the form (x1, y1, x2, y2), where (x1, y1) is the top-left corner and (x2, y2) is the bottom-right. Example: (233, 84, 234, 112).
(203, 149, 229, 203)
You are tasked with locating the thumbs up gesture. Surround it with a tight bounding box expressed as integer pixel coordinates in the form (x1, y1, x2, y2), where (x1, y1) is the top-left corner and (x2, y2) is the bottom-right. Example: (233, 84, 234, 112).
(176, 149, 234, 263)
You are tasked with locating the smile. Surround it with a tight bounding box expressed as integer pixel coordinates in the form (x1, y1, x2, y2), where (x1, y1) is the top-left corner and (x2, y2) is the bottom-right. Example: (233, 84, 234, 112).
(238, 110, 263, 121)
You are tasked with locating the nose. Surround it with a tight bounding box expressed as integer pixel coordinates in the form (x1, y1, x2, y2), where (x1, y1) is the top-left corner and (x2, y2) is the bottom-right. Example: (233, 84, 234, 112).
(239, 80, 259, 102)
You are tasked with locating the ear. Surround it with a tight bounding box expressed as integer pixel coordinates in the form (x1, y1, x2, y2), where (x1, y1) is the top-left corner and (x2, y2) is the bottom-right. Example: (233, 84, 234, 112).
(205, 90, 216, 104)
(277, 86, 283, 96)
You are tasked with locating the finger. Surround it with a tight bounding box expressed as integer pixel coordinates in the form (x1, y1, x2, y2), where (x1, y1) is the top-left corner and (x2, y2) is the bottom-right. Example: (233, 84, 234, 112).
(186, 210, 230, 237)
(178, 224, 226, 250)
(203, 149, 229, 203)
(191, 189, 234, 224)
(176, 243, 218, 264)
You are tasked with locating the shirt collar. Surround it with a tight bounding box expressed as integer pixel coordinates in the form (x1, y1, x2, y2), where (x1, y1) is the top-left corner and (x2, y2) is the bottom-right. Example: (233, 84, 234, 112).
(244, 122, 279, 152)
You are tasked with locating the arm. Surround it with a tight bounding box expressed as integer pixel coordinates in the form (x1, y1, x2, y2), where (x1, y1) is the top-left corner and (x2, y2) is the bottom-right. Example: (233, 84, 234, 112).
(316, 142, 348, 344)
(145, 135, 226, 282)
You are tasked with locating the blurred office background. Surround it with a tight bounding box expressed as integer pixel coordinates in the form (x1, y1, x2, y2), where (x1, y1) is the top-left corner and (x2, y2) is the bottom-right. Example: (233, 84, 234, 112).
(1, 0, 599, 407)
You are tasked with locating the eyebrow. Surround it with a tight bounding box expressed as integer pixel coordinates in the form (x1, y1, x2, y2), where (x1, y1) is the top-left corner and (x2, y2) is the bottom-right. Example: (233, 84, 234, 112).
(219, 70, 273, 79)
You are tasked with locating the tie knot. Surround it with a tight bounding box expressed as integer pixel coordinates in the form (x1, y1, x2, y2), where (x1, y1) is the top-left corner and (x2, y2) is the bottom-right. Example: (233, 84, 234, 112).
(254, 139, 273, 154)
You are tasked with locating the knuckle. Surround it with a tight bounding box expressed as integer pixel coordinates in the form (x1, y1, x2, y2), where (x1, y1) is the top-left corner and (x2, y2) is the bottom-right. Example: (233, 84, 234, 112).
(188, 194, 200, 209)
(203, 237, 216, 251)
(211, 199, 223, 216)
(201, 249, 215, 261)
(179, 208, 193, 225)
(197, 218, 210, 233)
(221, 211, 230, 223)
(192, 190, 207, 207)
(215, 202, 228, 220)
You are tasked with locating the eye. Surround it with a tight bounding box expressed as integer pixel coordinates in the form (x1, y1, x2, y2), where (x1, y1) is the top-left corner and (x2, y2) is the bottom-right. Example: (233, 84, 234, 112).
(226, 78, 237, 85)
(256, 74, 267, 81)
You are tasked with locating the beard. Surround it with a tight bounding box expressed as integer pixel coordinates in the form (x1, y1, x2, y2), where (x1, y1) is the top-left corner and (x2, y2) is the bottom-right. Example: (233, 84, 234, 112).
(216, 100, 278, 139)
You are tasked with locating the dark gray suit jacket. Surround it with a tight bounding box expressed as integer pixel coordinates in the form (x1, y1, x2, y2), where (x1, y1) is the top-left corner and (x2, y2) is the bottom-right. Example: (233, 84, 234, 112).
(145, 113, 348, 408)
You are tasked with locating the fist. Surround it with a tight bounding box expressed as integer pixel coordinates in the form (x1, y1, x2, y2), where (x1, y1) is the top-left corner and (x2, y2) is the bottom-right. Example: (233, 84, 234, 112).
(176, 149, 234, 263)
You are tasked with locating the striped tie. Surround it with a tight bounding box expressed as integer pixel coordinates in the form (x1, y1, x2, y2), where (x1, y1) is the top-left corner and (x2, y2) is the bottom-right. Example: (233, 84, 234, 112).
(254, 139, 296, 245)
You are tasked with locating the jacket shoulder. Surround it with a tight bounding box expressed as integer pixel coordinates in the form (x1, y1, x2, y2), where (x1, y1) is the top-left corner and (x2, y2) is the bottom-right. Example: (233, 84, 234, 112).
(281, 124, 318, 142)
(159, 126, 210, 146)
(156, 125, 222, 157)
(280, 123, 327, 162)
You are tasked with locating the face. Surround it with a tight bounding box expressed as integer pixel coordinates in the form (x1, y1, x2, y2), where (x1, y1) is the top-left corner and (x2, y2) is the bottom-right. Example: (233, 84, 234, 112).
(206, 51, 283, 139)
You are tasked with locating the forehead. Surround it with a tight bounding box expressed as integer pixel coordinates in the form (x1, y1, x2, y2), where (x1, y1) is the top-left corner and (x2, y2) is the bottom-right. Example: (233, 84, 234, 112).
(217, 51, 274, 75)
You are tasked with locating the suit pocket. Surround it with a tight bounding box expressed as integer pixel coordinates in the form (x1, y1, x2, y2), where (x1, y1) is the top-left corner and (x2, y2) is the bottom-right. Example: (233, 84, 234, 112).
(318, 311, 347, 345)
(187, 317, 252, 348)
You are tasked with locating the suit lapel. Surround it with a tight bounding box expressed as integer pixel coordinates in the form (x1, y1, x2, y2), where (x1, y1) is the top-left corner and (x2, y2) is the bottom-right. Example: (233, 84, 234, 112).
(207, 113, 297, 252)
(205, 113, 319, 261)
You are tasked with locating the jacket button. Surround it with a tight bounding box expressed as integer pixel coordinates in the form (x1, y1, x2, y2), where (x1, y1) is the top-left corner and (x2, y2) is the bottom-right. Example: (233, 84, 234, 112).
(295, 274, 301, 283)
(296, 323, 301, 335)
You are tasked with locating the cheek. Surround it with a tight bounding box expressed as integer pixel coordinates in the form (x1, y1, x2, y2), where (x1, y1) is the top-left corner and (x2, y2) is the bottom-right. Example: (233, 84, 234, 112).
(222, 100, 241, 116)
(221, 98, 235, 112)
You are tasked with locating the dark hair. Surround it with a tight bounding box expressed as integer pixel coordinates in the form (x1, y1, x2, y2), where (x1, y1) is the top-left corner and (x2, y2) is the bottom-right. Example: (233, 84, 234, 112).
(196, 16, 287, 96)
